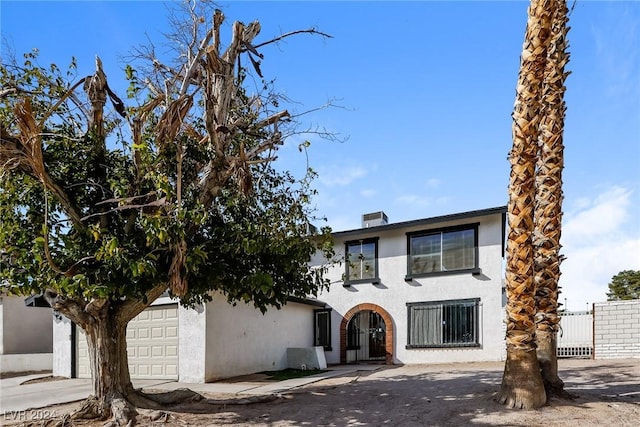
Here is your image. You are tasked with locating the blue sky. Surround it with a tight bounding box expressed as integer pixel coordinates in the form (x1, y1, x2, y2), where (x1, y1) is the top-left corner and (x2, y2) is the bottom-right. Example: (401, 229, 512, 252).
(2, 1, 639, 310)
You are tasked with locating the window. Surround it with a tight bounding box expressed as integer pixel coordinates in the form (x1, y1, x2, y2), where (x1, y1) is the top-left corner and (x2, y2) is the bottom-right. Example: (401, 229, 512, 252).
(406, 299, 480, 348)
(314, 309, 332, 351)
(345, 238, 379, 284)
(407, 224, 478, 277)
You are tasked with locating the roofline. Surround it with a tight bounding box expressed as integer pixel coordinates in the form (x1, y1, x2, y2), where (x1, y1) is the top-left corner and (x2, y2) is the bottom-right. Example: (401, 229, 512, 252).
(332, 205, 508, 238)
(286, 296, 327, 308)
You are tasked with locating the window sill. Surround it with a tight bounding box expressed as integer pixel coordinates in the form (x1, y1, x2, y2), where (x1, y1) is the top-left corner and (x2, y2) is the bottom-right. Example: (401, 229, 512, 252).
(406, 343, 480, 349)
(405, 268, 480, 281)
(343, 278, 381, 287)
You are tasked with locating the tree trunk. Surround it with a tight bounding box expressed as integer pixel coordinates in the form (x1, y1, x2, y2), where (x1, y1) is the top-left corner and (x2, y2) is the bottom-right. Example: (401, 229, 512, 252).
(533, 0, 570, 397)
(497, 348, 547, 409)
(536, 328, 565, 395)
(74, 312, 137, 423)
(499, 0, 555, 409)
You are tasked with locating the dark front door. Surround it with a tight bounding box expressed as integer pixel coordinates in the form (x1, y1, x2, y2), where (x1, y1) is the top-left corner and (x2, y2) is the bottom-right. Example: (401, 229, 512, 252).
(347, 310, 386, 362)
(368, 311, 386, 359)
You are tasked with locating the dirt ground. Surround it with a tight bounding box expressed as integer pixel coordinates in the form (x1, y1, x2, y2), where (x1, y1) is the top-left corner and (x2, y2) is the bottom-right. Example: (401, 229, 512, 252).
(4, 358, 639, 426)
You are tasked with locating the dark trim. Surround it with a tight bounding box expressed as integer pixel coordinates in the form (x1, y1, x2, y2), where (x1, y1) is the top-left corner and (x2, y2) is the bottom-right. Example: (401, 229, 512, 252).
(343, 277, 382, 286)
(286, 296, 326, 308)
(332, 206, 507, 238)
(344, 237, 379, 286)
(408, 268, 479, 280)
(501, 211, 507, 258)
(406, 297, 481, 307)
(70, 322, 77, 379)
(405, 223, 479, 279)
(313, 308, 332, 351)
(406, 298, 481, 349)
(24, 294, 51, 308)
(406, 343, 481, 349)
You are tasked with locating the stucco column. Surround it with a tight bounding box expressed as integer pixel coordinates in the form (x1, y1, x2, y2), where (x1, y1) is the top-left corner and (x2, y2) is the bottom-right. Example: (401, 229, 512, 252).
(178, 303, 207, 383)
(52, 314, 72, 377)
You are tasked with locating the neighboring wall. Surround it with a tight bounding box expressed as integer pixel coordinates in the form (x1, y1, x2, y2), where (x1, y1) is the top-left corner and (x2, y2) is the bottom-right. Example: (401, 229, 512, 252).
(0, 295, 53, 354)
(594, 299, 640, 359)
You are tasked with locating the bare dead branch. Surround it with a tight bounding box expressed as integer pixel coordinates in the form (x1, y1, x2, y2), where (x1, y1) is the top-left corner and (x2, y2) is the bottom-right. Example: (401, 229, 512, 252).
(255, 110, 290, 129)
(95, 190, 162, 206)
(0, 87, 17, 98)
(80, 197, 167, 221)
(38, 77, 87, 128)
(179, 26, 215, 95)
(251, 28, 333, 50)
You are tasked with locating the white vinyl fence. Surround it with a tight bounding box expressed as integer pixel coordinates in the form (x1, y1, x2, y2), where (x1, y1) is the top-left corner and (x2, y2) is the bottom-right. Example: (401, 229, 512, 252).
(557, 310, 593, 358)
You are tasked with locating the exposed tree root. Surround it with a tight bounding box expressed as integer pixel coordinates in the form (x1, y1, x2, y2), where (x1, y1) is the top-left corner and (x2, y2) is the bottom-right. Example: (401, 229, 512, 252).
(35, 388, 280, 427)
(105, 397, 137, 427)
(132, 387, 204, 406)
(67, 388, 206, 426)
(70, 396, 104, 420)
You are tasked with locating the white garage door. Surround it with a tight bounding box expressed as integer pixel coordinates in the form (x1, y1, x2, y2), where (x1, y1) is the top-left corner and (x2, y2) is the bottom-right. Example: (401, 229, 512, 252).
(77, 304, 179, 380)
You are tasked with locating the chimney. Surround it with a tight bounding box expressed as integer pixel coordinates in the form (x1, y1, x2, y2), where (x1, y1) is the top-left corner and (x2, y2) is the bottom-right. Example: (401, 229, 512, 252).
(362, 211, 388, 228)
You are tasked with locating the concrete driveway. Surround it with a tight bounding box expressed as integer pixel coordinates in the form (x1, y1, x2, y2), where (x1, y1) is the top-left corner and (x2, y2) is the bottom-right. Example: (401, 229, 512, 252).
(0, 374, 170, 414)
(0, 365, 378, 415)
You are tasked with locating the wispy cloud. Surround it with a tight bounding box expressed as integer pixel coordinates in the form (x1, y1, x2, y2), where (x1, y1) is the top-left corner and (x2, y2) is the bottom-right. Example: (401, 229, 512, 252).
(559, 186, 640, 309)
(317, 164, 368, 187)
(394, 194, 450, 208)
(360, 189, 377, 198)
(591, 3, 640, 98)
(425, 178, 441, 189)
(563, 186, 631, 242)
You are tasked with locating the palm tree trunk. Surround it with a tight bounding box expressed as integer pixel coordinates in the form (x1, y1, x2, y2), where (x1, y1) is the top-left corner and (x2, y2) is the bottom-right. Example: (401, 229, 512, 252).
(534, 0, 570, 396)
(497, 0, 555, 409)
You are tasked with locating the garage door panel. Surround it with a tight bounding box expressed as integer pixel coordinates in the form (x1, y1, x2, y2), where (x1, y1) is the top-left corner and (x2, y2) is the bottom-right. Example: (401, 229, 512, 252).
(77, 304, 178, 380)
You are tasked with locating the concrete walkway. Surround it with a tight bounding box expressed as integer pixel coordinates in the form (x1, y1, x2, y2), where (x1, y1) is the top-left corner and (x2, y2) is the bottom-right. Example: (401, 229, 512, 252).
(0, 365, 381, 413)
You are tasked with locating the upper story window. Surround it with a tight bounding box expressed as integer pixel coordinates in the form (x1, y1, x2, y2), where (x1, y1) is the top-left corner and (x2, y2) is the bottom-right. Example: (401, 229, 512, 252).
(407, 224, 478, 278)
(345, 238, 379, 284)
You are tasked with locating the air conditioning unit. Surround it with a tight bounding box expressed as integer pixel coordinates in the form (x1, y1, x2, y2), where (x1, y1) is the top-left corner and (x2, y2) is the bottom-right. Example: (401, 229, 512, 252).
(362, 211, 388, 228)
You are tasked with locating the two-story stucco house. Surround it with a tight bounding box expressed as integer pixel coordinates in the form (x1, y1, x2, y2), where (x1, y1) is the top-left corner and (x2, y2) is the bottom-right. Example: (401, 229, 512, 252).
(310, 206, 507, 365)
(53, 205, 508, 382)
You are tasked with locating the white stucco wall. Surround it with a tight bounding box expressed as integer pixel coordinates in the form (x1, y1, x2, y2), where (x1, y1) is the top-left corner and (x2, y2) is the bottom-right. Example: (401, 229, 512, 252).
(0, 295, 53, 354)
(315, 211, 506, 365)
(178, 303, 207, 383)
(52, 315, 73, 377)
(201, 292, 316, 381)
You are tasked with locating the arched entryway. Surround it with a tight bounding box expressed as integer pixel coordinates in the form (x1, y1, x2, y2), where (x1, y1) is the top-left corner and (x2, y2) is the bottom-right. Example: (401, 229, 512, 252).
(340, 303, 393, 365)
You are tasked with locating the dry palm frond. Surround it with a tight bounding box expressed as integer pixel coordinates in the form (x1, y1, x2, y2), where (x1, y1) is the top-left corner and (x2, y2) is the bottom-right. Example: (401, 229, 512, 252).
(156, 94, 194, 147)
(2, 99, 85, 229)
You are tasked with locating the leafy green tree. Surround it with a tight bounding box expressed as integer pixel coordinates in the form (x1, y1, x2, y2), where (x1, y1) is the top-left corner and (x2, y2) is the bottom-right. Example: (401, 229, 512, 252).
(607, 270, 640, 301)
(0, 4, 333, 423)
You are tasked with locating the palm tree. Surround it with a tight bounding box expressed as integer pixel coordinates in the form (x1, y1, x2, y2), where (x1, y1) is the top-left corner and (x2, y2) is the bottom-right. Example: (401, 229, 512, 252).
(534, 0, 570, 396)
(497, 0, 555, 409)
